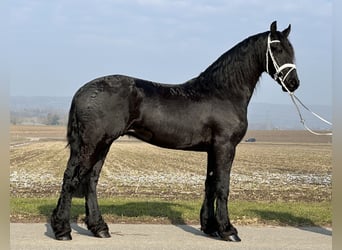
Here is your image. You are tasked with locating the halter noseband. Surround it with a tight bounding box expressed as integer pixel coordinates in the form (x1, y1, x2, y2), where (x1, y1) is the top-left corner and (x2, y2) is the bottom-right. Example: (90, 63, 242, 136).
(266, 33, 296, 93)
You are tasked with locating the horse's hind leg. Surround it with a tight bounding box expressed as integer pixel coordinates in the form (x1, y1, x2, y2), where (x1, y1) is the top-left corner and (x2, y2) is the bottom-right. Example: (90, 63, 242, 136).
(51, 138, 113, 240)
(82, 143, 112, 238)
(51, 149, 79, 240)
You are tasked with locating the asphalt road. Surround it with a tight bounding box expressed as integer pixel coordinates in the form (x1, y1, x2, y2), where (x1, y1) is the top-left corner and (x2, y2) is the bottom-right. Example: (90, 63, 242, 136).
(10, 223, 332, 250)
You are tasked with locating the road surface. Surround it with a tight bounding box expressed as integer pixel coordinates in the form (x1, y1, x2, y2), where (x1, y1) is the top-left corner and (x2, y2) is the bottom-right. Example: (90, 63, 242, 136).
(10, 223, 332, 250)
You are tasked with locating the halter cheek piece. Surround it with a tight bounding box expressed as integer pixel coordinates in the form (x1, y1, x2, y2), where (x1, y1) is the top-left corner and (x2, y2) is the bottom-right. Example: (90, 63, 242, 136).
(266, 34, 296, 93)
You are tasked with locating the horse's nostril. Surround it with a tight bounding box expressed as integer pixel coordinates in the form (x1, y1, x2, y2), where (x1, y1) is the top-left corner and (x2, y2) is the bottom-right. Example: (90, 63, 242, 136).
(289, 79, 299, 91)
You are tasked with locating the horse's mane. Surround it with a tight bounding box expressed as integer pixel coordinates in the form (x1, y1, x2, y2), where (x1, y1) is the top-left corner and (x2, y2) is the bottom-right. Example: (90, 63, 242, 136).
(191, 31, 268, 97)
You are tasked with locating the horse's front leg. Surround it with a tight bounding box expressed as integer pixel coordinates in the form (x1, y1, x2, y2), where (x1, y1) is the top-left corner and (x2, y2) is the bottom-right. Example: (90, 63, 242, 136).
(200, 151, 218, 235)
(213, 142, 241, 242)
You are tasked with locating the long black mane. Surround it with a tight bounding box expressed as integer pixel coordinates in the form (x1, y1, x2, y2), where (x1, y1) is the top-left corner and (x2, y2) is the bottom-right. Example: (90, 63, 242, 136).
(197, 32, 267, 94)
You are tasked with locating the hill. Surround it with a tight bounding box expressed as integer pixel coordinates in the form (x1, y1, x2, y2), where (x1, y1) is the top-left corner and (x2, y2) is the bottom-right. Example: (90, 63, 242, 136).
(247, 102, 332, 130)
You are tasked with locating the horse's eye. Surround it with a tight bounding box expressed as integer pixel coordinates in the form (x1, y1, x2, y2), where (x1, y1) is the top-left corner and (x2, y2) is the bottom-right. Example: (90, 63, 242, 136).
(275, 46, 283, 53)
(271, 45, 283, 53)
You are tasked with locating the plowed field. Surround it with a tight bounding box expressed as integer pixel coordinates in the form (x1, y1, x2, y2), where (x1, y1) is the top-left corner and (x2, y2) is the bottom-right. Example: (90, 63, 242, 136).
(10, 125, 332, 202)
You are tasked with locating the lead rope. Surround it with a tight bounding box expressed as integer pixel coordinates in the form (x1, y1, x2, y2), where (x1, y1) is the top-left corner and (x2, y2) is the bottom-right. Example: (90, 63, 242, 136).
(266, 34, 332, 136)
(289, 93, 332, 136)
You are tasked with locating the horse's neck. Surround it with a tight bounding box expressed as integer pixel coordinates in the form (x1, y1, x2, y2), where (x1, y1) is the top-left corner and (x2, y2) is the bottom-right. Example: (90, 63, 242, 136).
(195, 35, 266, 104)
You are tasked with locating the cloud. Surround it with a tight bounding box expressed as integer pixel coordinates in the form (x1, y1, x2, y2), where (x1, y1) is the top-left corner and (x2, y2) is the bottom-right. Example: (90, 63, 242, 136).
(10, 0, 39, 25)
(136, 0, 167, 5)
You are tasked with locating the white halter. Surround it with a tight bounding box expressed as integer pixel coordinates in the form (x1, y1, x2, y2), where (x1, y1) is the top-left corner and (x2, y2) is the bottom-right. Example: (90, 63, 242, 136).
(266, 33, 297, 93)
(265, 33, 332, 136)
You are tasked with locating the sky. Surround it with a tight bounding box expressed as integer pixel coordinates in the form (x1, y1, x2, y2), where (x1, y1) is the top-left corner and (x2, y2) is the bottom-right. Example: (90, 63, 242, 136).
(8, 0, 332, 105)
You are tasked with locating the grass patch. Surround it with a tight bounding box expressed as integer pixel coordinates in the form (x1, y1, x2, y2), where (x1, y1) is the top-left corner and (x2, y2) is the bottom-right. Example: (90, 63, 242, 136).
(10, 197, 331, 227)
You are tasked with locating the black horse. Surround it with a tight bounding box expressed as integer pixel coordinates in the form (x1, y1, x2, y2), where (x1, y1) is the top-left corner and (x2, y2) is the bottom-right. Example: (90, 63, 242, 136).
(51, 21, 299, 242)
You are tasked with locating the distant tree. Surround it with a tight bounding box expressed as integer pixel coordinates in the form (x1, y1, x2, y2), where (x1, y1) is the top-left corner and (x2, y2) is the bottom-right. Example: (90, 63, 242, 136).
(10, 115, 17, 125)
(46, 113, 60, 125)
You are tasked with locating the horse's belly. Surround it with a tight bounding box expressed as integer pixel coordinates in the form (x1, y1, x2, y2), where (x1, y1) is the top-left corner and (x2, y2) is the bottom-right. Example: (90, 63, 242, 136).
(127, 123, 210, 151)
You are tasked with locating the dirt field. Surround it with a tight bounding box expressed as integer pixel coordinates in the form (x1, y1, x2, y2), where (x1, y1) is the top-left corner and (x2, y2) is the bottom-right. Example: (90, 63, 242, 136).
(10, 125, 332, 202)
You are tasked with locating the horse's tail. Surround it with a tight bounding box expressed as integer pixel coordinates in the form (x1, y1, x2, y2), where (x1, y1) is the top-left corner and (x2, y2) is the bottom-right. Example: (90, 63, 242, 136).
(66, 98, 80, 150)
(66, 98, 87, 197)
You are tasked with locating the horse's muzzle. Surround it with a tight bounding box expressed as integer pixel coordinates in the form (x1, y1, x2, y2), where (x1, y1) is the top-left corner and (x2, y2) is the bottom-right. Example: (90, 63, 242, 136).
(282, 78, 300, 92)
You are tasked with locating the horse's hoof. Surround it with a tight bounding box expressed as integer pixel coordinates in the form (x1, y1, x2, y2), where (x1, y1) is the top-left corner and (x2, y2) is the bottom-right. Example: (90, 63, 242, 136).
(209, 231, 220, 238)
(96, 230, 111, 238)
(55, 234, 72, 241)
(227, 234, 241, 242)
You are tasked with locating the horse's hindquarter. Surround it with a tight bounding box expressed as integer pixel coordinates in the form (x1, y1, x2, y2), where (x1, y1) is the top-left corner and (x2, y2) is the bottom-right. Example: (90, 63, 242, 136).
(72, 75, 137, 141)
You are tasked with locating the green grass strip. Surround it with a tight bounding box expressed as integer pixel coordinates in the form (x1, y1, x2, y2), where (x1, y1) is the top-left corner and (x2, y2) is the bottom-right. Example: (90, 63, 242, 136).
(10, 197, 331, 227)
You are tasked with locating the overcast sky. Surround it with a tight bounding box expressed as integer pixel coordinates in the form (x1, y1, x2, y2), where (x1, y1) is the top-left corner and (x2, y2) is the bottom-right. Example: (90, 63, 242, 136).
(9, 0, 332, 105)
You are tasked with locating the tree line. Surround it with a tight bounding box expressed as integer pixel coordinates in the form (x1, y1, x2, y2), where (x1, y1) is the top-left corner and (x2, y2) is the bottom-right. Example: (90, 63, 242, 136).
(10, 110, 67, 126)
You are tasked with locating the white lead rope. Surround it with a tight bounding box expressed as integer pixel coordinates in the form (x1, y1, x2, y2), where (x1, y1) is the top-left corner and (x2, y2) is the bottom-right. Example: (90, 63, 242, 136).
(289, 91, 332, 136)
(266, 34, 332, 136)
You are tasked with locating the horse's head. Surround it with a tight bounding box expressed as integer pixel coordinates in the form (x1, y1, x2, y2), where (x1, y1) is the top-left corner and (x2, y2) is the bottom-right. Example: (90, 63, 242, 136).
(266, 21, 300, 93)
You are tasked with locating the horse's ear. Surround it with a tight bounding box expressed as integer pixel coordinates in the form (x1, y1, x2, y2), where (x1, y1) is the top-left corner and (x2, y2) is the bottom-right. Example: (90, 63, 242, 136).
(270, 21, 277, 35)
(282, 24, 291, 38)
